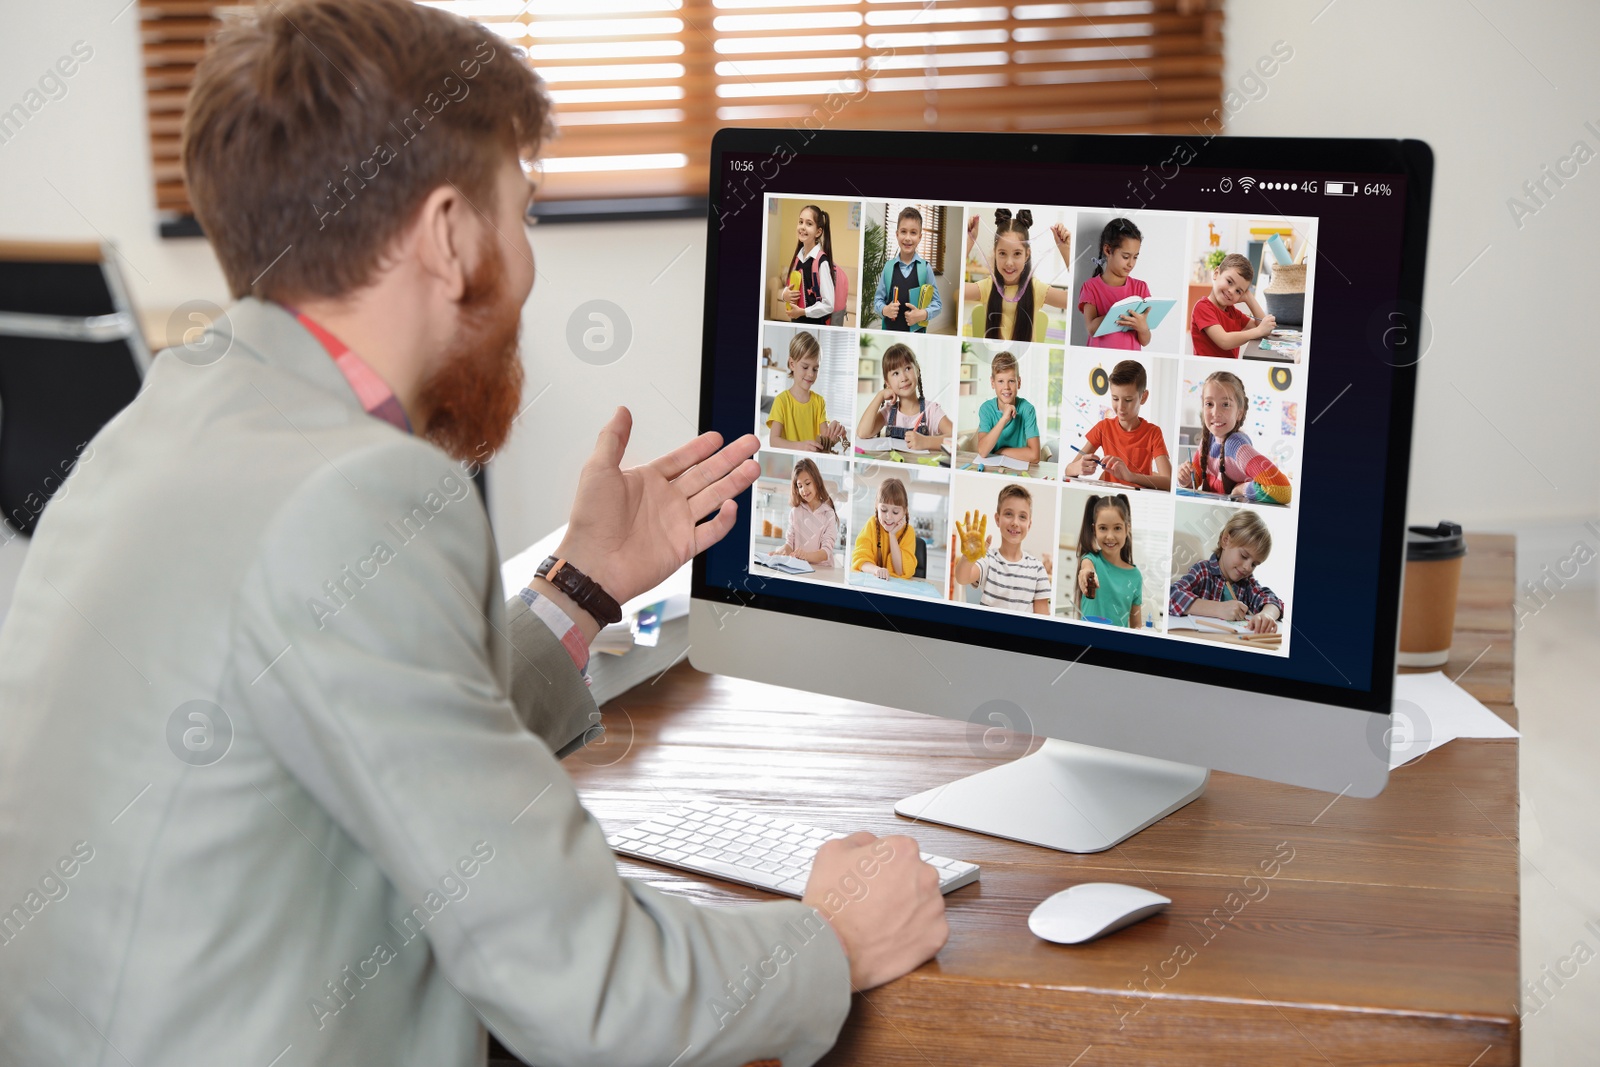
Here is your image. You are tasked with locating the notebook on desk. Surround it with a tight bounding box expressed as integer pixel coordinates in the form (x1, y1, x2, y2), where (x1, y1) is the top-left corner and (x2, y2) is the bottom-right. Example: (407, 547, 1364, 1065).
(966, 453, 1029, 472)
(1168, 615, 1249, 634)
(754, 552, 813, 574)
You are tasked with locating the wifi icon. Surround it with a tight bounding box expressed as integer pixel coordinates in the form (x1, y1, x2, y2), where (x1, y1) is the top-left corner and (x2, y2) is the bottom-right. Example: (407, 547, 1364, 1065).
(1238, 176, 1256, 193)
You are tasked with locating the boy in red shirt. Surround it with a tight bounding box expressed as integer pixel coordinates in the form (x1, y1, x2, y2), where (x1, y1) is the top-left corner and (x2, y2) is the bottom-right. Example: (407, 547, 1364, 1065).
(1190, 252, 1276, 358)
(1063, 359, 1172, 490)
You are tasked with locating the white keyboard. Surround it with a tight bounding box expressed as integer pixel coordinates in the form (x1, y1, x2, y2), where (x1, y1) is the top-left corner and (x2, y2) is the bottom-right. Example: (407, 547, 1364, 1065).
(607, 800, 981, 898)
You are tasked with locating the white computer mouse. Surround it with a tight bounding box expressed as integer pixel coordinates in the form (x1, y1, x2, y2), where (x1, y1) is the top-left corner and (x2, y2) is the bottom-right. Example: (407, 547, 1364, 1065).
(1028, 882, 1172, 944)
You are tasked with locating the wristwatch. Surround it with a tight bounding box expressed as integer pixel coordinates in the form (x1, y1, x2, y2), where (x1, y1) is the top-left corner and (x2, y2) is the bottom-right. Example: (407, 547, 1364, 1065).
(534, 556, 622, 627)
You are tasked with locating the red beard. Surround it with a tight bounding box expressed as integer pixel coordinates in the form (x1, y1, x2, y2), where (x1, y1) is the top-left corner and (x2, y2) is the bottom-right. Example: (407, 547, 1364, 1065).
(420, 235, 525, 463)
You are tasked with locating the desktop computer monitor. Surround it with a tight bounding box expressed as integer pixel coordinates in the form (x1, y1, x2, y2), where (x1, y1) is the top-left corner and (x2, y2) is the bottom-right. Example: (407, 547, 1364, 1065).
(689, 129, 1433, 852)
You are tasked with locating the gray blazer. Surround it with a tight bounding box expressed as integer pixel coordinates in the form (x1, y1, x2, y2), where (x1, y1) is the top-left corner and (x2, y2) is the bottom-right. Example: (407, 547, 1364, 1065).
(0, 299, 849, 1066)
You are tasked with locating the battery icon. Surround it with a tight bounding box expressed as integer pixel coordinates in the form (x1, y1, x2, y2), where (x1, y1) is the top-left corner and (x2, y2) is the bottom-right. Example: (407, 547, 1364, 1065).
(1324, 181, 1358, 196)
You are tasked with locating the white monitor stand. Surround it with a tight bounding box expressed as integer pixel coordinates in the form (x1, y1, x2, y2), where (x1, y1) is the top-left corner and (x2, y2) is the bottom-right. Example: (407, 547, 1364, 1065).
(895, 739, 1208, 853)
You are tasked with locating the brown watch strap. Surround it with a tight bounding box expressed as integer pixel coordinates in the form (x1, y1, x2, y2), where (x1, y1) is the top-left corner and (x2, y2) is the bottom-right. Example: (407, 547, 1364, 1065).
(535, 556, 623, 627)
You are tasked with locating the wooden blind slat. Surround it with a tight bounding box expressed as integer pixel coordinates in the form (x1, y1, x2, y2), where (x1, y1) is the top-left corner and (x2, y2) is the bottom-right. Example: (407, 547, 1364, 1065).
(138, 0, 1224, 214)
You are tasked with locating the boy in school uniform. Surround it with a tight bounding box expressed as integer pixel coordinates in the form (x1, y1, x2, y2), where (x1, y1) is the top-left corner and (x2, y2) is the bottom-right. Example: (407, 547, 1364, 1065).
(1064, 359, 1172, 490)
(952, 484, 1053, 614)
(873, 206, 941, 333)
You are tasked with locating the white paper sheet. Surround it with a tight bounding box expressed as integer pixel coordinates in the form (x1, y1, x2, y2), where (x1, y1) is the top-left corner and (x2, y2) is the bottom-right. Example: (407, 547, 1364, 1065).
(1387, 670, 1518, 769)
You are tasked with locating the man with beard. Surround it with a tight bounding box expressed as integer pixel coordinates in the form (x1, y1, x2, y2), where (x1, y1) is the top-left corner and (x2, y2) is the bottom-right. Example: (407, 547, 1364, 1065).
(0, 1, 948, 1064)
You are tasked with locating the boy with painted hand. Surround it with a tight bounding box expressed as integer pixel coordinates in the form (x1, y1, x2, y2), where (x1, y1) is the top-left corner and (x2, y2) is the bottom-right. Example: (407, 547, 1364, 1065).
(952, 485, 1052, 614)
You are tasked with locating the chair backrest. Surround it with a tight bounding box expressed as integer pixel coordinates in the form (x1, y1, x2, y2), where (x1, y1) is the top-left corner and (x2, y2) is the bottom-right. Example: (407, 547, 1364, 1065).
(0, 240, 148, 536)
(913, 535, 927, 579)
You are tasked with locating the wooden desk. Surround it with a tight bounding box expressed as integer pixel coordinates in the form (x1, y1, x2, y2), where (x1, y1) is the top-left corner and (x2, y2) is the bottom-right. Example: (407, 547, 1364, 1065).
(567, 535, 1518, 1066)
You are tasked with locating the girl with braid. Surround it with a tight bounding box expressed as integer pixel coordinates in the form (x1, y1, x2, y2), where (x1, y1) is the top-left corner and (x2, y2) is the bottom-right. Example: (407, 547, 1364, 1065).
(962, 208, 1074, 343)
(777, 204, 837, 325)
(1079, 217, 1152, 350)
(855, 342, 951, 451)
(1175, 370, 1293, 505)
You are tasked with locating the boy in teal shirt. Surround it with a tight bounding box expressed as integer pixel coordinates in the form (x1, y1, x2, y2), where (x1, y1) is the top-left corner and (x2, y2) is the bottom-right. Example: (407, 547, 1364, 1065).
(873, 206, 941, 333)
(973, 350, 1040, 464)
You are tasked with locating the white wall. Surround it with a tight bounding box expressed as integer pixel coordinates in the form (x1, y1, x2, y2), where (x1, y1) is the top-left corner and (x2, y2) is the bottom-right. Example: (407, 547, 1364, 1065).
(0, 4, 230, 312)
(4, 0, 1596, 555)
(1221, 0, 1600, 528)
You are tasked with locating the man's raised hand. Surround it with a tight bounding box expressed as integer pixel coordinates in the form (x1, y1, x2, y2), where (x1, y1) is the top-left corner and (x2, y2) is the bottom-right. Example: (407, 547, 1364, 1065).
(556, 407, 760, 606)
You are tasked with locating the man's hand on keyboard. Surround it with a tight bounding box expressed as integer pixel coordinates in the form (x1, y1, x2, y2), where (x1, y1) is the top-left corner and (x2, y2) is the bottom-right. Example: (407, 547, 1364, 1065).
(802, 831, 949, 991)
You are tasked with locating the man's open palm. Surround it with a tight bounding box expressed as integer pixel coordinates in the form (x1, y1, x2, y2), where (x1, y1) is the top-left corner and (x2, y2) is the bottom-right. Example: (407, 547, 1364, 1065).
(557, 407, 761, 605)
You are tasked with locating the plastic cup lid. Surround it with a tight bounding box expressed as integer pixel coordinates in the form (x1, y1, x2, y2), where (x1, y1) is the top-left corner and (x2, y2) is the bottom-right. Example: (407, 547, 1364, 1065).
(1406, 521, 1467, 561)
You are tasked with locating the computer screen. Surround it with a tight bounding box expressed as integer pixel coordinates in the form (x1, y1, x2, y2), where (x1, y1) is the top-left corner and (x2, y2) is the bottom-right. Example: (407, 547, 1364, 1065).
(695, 130, 1428, 717)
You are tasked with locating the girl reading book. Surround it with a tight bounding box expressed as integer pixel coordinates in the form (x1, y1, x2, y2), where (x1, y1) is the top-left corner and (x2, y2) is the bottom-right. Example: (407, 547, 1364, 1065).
(1079, 217, 1152, 350)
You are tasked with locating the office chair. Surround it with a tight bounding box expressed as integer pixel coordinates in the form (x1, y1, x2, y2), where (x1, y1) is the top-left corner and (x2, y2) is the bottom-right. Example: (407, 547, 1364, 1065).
(913, 535, 927, 579)
(0, 240, 149, 536)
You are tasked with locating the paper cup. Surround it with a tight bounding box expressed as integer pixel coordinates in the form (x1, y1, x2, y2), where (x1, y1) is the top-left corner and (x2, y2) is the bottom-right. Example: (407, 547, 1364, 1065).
(1398, 522, 1466, 668)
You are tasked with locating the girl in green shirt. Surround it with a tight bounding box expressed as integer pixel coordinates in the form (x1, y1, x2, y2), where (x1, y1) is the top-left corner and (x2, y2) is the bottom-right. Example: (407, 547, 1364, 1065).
(1073, 493, 1143, 629)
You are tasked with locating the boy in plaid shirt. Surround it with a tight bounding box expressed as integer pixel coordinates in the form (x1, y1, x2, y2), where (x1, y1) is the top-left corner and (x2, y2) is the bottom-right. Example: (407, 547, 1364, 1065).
(1169, 510, 1284, 634)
